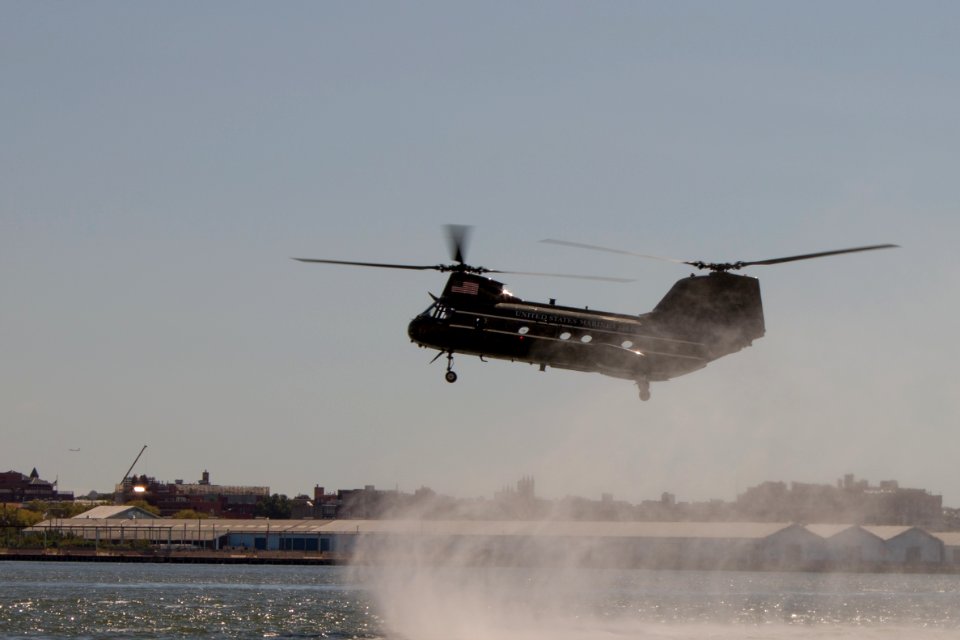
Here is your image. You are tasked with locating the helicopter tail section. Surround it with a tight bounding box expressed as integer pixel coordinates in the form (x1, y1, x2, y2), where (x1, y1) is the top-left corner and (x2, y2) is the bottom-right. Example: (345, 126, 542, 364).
(651, 272, 765, 357)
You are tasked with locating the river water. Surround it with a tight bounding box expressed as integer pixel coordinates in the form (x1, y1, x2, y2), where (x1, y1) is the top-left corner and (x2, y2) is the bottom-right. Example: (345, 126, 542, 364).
(1, 561, 959, 639)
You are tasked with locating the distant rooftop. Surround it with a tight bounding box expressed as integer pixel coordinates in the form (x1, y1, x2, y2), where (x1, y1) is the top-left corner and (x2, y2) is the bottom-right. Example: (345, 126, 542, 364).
(73, 505, 159, 520)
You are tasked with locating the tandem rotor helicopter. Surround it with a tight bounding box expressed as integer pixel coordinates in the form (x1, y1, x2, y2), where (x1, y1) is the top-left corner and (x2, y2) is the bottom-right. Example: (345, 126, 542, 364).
(296, 226, 896, 400)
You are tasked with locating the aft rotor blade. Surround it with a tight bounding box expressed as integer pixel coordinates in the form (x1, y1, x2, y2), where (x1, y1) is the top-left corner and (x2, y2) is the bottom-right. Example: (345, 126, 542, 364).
(540, 239, 687, 265)
(293, 258, 442, 271)
(446, 224, 472, 264)
(738, 244, 900, 268)
(491, 268, 635, 283)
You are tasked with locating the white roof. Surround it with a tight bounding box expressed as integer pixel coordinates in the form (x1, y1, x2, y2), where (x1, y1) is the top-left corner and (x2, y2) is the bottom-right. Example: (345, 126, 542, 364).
(72, 505, 159, 520)
(931, 532, 960, 546)
(30, 518, 219, 541)
(34, 517, 951, 545)
(36, 518, 794, 540)
(310, 520, 796, 539)
(860, 525, 914, 541)
(804, 524, 855, 538)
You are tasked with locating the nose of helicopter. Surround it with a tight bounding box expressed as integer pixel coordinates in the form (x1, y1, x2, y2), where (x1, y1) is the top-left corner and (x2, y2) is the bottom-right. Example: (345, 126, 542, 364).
(407, 313, 450, 351)
(407, 315, 432, 345)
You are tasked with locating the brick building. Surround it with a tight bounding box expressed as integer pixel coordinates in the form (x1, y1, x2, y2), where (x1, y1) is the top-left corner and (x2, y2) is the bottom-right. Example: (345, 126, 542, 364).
(0, 468, 74, 503)
(118, 470, 268, 518)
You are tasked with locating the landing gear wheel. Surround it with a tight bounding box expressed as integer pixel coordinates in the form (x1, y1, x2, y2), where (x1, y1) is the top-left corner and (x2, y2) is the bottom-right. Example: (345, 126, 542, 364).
(444, 351, 457, 383)
(636, 380, 651, 401)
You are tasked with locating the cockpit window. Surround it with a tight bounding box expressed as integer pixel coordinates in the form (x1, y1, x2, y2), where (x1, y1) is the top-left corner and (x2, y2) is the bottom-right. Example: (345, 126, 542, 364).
(422, 302, 451, 319)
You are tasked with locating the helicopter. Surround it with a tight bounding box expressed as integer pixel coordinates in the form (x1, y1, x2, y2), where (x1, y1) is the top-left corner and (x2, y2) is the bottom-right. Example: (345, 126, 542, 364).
(296, 227, 896, 400)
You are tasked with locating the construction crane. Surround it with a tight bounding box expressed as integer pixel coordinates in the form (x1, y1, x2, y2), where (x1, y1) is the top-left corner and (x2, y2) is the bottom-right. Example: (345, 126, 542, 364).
(114, 444, 147, 504)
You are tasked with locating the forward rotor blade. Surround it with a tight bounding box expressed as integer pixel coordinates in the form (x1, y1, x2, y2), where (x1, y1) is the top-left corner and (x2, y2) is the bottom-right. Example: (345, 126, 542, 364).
(490, 268, 635, 283)
(293, 258, 442, 271)
(540, 239, 686, 264)
(738, 244, 900, 267)
(446, 224, 472, 264)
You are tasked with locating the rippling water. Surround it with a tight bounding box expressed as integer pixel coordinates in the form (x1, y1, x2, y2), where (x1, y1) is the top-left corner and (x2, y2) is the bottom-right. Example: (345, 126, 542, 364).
(2, 561, 960, 639)
(0, 562, 378, 639)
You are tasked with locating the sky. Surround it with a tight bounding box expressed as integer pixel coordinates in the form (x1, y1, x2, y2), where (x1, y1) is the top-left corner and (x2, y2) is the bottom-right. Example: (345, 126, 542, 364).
(3, 2, 959, 507)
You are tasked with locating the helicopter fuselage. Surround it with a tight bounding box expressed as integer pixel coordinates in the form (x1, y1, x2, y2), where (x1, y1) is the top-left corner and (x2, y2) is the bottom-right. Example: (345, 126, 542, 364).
(297, 233, 893, 400)
(407, 271, 766, 398)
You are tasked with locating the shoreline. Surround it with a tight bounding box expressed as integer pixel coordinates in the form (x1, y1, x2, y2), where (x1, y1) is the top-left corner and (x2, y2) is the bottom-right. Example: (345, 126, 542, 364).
(0, 548, 343, 565)
(3, 548, 960, 574)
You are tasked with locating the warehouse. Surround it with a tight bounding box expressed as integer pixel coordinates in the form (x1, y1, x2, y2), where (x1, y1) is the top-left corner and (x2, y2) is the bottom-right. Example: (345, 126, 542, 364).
(807, 524, 888, 567)
(25, 516, 951, 570)
(933, 532, 960, 565)
(868, 526, 943, 565)
(28, 518, 816, 569)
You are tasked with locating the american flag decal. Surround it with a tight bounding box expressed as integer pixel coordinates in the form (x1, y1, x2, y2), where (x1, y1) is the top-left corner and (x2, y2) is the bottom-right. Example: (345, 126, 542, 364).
(450, 280, 480, 295)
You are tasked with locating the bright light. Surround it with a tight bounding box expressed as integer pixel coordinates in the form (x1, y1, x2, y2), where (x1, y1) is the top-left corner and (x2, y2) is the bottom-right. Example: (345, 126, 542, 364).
(133, 485, 146, 493)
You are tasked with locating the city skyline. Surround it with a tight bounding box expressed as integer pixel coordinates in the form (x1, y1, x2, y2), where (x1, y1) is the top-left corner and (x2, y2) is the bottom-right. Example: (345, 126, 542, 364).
(3, 4, 958, 505)
(6, 463, 953, 520)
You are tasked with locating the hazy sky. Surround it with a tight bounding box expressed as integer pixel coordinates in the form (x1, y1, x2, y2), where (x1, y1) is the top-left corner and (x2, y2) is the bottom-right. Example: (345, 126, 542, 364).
(3, 2, 958, 507)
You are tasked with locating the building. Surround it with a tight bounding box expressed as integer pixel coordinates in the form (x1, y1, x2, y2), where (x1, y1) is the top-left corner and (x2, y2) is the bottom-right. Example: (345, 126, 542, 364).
(26, 516, 960, 571)
(808, 524, 888, 567)
(73, 505, 159, 520)
(805, 524, 944, 568)
(117, 470, 268, 518)
(735, 475, 943, 527)
(0, 468, 74, 503)
(932, 532, 960, 566)
(18, 518, 824, 570)
(866, 526, 943, 565)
